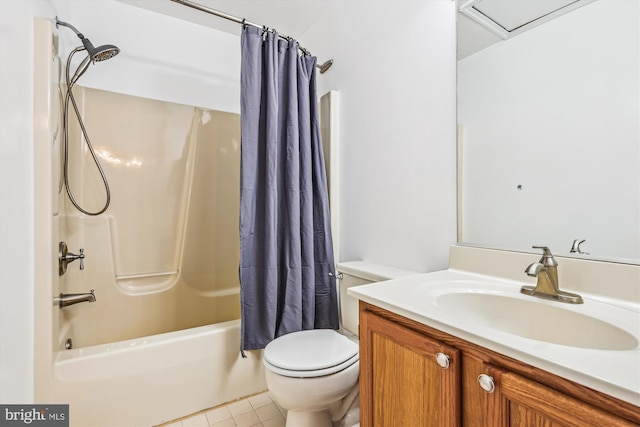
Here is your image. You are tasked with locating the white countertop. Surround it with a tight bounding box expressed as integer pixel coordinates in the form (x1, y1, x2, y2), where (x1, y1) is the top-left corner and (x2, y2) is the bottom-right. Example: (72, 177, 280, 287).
(348, 268, 640, 407)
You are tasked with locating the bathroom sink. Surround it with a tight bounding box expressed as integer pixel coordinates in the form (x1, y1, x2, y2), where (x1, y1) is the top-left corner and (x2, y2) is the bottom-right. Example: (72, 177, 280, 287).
(421, 282, 639, 351)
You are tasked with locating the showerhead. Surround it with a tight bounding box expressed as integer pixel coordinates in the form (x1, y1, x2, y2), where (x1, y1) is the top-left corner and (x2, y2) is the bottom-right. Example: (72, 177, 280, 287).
(56, 18, 120, 63)
(317, 59, 334, 74)
(81, 38, 120, 62)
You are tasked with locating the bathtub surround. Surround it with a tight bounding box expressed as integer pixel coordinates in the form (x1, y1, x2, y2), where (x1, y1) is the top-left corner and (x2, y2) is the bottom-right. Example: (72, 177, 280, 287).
(240, 26, 338, 350)
(60, 87, 243, 347)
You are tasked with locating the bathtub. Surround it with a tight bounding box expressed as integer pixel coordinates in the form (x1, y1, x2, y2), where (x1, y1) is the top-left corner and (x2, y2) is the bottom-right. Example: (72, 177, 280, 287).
(53, 320, 266, 427)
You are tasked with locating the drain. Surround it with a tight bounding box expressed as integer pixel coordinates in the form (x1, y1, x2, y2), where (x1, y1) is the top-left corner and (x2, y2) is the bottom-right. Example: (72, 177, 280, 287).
(65, 338, 73, 350)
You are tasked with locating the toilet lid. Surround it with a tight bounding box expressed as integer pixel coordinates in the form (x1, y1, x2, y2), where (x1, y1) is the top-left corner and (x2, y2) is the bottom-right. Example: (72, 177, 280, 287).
(263, 329, 359, 377)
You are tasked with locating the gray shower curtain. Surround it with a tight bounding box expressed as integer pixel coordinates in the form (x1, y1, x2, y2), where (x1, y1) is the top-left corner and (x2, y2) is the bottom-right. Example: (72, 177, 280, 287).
(239, 26, 339, 351)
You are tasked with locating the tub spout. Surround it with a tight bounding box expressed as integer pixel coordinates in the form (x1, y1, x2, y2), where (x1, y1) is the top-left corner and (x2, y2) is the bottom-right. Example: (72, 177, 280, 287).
(56, 289, 96, 308)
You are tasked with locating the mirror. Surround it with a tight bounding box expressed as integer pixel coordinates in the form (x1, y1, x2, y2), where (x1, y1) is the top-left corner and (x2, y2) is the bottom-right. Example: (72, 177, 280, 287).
(456, 0, 639, 264)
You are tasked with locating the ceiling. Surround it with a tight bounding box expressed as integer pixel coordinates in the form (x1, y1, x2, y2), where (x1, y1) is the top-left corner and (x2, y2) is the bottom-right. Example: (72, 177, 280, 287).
(457, 0, 596, 59)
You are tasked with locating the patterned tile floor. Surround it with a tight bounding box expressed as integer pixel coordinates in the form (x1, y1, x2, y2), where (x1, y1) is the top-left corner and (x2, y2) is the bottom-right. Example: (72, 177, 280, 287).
(158, 392, 286, 427)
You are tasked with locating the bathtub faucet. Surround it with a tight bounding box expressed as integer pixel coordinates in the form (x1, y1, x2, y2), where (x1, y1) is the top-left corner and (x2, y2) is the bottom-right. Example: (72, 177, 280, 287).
(58, 241, 85, 276)
(56, 289, 96, 308)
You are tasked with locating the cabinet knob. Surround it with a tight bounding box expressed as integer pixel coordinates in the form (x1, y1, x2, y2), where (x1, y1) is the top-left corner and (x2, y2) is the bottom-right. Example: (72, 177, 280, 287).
(478, 374, 495, 393)
(435, 352, 450, 369)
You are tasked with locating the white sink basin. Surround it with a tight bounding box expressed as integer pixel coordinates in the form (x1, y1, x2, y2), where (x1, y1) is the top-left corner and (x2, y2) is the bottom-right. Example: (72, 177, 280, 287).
(421, 282, 640, 351)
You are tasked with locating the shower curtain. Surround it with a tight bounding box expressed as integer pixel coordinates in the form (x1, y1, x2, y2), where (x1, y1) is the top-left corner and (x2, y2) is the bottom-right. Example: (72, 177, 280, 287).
(239, 26, 339, 351)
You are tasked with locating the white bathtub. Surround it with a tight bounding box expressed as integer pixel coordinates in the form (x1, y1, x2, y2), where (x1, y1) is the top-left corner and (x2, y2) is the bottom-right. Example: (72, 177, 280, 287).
(54, 320, 266, 427)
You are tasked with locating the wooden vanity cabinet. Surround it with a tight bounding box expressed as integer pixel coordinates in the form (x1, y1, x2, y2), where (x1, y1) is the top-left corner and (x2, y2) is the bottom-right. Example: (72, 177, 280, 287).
(359, 309, 461, 427)
(359, 302, 640, 427)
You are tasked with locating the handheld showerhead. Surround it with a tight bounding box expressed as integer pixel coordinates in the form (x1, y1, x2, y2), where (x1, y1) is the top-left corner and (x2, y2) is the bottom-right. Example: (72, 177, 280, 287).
(81, 38, 120, 62)
(56, 18, 120, 63)
(57, 17, 116, 216)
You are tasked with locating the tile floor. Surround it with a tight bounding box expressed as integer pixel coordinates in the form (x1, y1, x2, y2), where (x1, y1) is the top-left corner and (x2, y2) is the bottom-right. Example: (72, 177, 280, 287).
(158, 392, 286, 427)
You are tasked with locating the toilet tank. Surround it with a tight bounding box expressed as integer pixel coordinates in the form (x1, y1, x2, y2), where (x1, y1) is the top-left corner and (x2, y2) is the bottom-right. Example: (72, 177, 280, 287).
(336, 261, 418, 336)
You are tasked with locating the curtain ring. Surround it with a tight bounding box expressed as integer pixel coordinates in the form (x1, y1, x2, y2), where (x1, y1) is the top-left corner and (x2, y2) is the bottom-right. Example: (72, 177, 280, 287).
(241, 18, 246, 29)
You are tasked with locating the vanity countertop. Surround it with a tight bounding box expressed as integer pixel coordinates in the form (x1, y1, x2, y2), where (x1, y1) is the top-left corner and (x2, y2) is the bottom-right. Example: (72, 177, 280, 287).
(348, 268, 640, 407)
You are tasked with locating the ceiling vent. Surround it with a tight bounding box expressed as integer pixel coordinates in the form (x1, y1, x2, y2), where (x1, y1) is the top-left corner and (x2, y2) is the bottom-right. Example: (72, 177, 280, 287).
(458, 0, 596, 39)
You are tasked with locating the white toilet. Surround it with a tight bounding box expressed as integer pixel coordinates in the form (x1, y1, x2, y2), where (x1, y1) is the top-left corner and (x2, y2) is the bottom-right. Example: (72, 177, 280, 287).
(262, 261, 417, 427)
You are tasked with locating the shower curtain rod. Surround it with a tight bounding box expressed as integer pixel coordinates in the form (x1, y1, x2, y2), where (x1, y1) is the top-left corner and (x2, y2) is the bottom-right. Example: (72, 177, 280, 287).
(169, 0, 334, 73)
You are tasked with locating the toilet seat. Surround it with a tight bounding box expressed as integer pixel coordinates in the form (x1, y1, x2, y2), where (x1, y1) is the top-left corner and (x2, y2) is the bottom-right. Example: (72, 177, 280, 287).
(263, 329, 359, 378)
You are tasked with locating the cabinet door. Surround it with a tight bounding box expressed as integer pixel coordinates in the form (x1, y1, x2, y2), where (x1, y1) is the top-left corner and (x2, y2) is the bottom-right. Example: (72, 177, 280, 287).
(462, 356, 505, 426)
(360, 311, 461, 427)
(475, 365, 637, 427)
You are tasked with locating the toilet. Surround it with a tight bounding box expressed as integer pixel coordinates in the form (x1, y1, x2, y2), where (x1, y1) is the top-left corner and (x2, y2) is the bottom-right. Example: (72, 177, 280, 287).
(262, 261, 418, 427)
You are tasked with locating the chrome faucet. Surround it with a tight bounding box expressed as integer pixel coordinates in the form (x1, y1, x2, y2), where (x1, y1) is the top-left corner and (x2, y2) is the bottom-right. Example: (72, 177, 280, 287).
(520, 246, 583, 304)
(56, 289, 96, 308)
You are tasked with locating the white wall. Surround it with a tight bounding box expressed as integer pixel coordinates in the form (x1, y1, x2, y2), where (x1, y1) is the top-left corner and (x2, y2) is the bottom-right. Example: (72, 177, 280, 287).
(303, 1, 458, 272)
(0, 0, 58, 403)
(0, 0, 457, 402)
(458, 0, 639, 261)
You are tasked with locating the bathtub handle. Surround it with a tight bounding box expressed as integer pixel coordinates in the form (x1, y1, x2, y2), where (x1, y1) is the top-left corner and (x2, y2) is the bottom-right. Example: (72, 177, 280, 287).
(59, 241, 85, 276)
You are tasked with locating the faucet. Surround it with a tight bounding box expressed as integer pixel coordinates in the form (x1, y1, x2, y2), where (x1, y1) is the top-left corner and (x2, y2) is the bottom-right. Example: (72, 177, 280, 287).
(520, 246, 583, 304)
(569, 239, 590, 255)
(56, 289, 96, 308)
